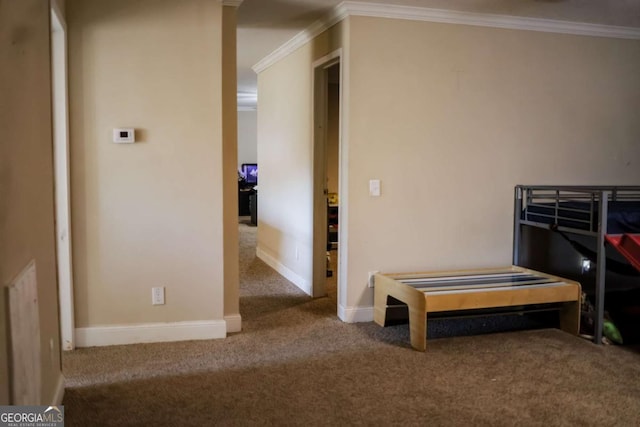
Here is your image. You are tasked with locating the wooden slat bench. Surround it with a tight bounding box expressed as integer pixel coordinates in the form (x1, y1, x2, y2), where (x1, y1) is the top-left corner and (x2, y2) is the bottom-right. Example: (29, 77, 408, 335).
(373, 266, 581, 351)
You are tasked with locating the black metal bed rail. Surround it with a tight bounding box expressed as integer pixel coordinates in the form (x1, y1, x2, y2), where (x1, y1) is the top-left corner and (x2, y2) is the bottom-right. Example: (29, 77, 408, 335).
(513, 185, 640, 346)
(520, 186, 640, 233)
(524, 190, 597, 234)
(523, 208, 592, 226)
(520, 186, 640, 201)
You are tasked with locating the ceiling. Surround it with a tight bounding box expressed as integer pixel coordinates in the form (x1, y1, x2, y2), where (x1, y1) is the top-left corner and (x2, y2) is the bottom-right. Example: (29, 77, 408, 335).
(236, 0, 640, 108)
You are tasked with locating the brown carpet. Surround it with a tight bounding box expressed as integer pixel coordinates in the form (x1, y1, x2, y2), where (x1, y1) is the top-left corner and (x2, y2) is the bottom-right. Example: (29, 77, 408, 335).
(62, 220, 640, 426)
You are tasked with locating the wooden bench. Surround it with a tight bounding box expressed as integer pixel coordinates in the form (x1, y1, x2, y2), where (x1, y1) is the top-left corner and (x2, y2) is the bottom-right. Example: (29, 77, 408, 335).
(373, 266, 581, 351)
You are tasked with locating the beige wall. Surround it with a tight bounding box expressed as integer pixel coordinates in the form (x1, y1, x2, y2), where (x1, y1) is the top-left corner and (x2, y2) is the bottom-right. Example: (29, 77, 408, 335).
(345, 16, 640, 308)
(55, 0, 65, 16)
(257, 15, 640, 315)
(0, 0, 63, 403)
(238, 110, 257, 168)
(222, 4, 240, 326)
(257, 23, 345, 292)
(68, 0, 226, 330)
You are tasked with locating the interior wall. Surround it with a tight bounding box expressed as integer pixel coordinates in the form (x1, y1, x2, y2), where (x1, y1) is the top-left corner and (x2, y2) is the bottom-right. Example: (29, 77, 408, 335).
(56, 0, 66, 16)
(345, 17, 640, 309)
(257, 22, 344, 292)
(0, 0, 62, 403)
(221, 4, 240, 330)
(238, 110, 257, 168)
(68, 0, 226, 332)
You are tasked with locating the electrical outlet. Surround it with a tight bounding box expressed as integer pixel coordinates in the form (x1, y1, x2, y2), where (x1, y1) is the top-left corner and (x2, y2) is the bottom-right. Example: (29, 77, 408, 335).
(152, 286, 165, 305)
(369, 179, 381, 197)
(295, 246, 299, 261)
(368, 271, 379, 288)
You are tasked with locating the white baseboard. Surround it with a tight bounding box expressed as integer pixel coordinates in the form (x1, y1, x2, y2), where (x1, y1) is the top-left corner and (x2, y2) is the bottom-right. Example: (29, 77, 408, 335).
(256, 246, 311, 295)
(224, 314, 242, 333)
(52, 372, 65, 405)
(338, 304, 374, 323)
(75, 320, 226, 347)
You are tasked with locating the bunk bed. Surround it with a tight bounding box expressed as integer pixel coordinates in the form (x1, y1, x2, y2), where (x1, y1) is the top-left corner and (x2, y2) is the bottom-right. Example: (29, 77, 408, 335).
(513, 185, 640, 344)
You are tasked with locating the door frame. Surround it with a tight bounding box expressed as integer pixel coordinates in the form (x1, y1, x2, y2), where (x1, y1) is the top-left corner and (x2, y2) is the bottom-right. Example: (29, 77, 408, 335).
(311, 49, 343, 302)
(51, 0, 75, 351)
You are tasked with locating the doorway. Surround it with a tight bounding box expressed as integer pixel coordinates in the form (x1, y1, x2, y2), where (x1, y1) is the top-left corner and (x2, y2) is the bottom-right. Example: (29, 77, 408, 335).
(51, 1, 75, 351)
(312, 51, 341, 304)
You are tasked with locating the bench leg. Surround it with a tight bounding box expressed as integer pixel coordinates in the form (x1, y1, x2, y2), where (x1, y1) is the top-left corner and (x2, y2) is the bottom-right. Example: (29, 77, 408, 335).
(409, 308, 427, 351)
(559, 300, 580, 336)
(373, 283, 387, 327)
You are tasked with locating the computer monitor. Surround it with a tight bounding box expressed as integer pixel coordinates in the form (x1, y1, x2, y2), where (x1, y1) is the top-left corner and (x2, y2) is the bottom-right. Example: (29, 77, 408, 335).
(242, 163, 258, 185)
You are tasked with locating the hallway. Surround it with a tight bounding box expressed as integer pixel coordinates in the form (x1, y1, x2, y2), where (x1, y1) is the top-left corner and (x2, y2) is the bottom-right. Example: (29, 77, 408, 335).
(237, 217, 337, 325)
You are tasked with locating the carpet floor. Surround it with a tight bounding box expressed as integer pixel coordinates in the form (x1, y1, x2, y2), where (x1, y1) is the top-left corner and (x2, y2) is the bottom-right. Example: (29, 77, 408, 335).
(62, 220, 640, 426)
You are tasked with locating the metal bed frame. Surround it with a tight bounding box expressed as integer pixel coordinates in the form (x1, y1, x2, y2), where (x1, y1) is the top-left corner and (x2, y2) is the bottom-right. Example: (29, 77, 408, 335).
(513, 185, 640, 344)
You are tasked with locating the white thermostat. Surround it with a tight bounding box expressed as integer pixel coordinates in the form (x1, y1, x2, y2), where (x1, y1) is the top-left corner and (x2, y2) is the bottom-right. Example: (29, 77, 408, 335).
(113, 128, 135, 143)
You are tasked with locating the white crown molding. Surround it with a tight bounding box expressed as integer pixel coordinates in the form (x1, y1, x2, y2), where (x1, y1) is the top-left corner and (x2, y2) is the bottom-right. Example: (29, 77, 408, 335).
(252, 1, 640, 74)
(252, 3, 349, 74)
(343, 1, 640, 40)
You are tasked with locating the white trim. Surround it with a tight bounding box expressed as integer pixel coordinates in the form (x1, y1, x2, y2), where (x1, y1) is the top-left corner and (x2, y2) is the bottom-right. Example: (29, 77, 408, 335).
(51, 373, 65, 406)
(224, 314, 242, 333)
(238, 106, 257, 112)
(75, 320, 227, 347)
(51, 1, 75, 351)
(252, 4, 348, 74)
(311, 48, 343, 299)
(311, 49, 342, 69)
(315, 49, 349, 310)
(338, 304, 373, 323)
(256, 247, 312, 295)
(252, 1, 640, 74)
(50, 0, 66, 31)
(343, 1, 640, 40)
(336, 40, 349, 317)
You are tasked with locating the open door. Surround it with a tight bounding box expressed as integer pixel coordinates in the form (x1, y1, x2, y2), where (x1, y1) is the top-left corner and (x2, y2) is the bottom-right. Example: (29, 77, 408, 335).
(311, 50, 341, 300)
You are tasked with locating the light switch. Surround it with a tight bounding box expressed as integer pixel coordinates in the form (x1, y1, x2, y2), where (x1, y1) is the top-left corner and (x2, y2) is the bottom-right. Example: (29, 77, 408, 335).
(369, 179, 381, 197)
(113, 128, 135, 143)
